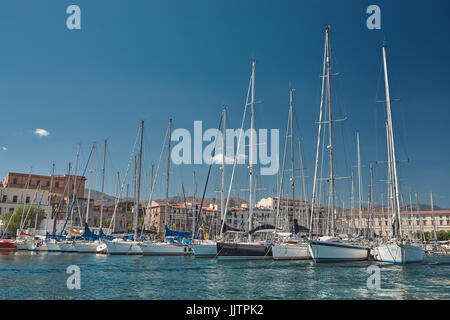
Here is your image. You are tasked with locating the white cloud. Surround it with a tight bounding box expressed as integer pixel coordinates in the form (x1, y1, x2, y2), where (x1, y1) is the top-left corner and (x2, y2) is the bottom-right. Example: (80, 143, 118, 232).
(211, 153, 247, 164)
(34, 128, 50, 137)
(1, 146, 7, 151)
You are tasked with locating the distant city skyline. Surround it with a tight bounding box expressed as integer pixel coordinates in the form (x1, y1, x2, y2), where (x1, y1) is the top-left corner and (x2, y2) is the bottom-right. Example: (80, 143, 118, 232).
(0, 1, 449, 208)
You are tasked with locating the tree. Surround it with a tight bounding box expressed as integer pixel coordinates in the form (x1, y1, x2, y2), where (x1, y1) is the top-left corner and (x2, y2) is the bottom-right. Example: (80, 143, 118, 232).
(117, 201, 134, 211)
(2, 205, 47, 235)
(102, 219, 111, 228)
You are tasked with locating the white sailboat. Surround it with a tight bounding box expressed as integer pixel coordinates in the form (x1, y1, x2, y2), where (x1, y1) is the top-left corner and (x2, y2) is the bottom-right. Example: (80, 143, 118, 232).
(139, 239, 191, 256)
(45, 238, 61, 252)
(273, 234, 310, 260)
(72, 142, 109, 254)
(193, 107, 227, 258)
(272, 89, 311, 260)
(372, 43, 423, 264)
(74, 240, 104, 253)
(308, 26, 369, 263)
(58, 240, 77, 252)
(216, 61, 273, 260)
(73, 142, 101, 254)
(373, 43, 423, 263)
(105, 121, 145, 255)
(106, 238, 142, 255)
(138, 119, 193, 256)
(192, 239, 218, 257)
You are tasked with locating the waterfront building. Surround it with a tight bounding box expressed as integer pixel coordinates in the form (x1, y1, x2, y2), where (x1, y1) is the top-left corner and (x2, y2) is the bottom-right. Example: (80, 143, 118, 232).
(341, 209, 450, 238)
(0, 172, 87, 235)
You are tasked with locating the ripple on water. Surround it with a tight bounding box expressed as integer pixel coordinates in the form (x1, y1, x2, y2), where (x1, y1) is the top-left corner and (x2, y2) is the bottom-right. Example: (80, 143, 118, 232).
(0, 252, 449, 299)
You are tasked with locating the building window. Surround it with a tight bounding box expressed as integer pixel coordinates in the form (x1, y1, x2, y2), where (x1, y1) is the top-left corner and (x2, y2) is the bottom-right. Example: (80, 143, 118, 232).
(13, 195, 18, 203)
(46, 181, 50, 187)
(9, 208, 14, 212)
(13, 178, 18, 184)
(26, 196, 30, 204)
(2, 195, 6, 202)
(36, 180, 40, 186)
(55, 182, 59, 188)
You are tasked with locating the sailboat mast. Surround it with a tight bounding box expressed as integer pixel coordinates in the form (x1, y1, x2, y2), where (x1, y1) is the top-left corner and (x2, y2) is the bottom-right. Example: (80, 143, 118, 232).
(165, 118, 173, 232)
(70, 145, 80, 229)
(134, 120, 144, 240)
(369, 163, 374, 239)
(350, 171, 355, 234)
(65, 163, 71, 226)
(325, 25, 336, 237)
(99, 140, 107, 229)
(415, 192, 425, 242)
(298, 139, 308, 227)
(290, 88, 295, 205)
(221, 106, 226, 228)
(85, 142, 96, 224)
(430, 191, 437, 241)
(357, 132, 363, 235)
(382, 42, 402, 240)
(192, 170, 196, 237)
(46, 162, 55, 234)
(248, 61, 256, 241)
(409, 193, 416, 243)
(309, 26, 329, 237)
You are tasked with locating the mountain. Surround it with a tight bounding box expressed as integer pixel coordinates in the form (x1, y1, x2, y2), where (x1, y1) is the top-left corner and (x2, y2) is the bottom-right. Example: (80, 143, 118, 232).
(84, 189, 117, 206)
(84, 190, 248, 208)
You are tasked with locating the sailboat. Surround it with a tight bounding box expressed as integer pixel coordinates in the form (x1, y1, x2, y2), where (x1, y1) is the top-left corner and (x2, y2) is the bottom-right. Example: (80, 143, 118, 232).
(58, 145, 86, 253)
(105, 121, 145, 255)
(139, 119, 193, 256)
(216, 61, 273, 260)
(193, 107, 227, 258)
(272, 89, 311, 260)
(308, 26, 369, 263)
(73, 141, 109, 253)
(372, 42, 423, 264)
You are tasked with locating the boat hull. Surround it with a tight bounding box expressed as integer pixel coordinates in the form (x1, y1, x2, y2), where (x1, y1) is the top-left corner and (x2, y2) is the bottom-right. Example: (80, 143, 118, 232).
(31, 242, 48, 252)
(309, 241, 369, 263)
(73, 242, 102, 253)
(14, 241, 28, 250)
(0, 241, 17, 251)
(58, 242, 77, 252)
(373, 243, 423, 264)
(216, 242, 272, 260)
(105, 241, 142, 255)
(139, 242, 192, 256)
(272, 243, 311, 260)
(193, 242, 217, 257)
(45, 241, 60, 252)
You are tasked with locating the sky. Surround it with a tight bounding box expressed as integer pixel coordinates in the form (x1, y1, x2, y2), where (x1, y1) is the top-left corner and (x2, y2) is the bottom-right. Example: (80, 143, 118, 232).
(0, 0, 449, 208)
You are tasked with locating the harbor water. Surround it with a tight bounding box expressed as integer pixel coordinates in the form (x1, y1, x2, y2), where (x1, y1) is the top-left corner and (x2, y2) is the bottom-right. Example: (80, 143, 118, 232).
(0, 251, 448, 300)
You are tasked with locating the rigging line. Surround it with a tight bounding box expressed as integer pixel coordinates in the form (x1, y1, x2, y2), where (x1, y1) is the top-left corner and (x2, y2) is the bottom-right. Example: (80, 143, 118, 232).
(1, 171, 45, 239)
(221, 70, 252, 236)
(374, 58, 385, 164)
(292, 107, 304, 141)
(196, 114, 223, 234)
(106, 145, 118, 189)
(60, 144, 95, 234)
(107, 124, 141, 233)
(275, 103, 291, 231)
(143, 122, 170, 231)
(18, 168, 33, 232)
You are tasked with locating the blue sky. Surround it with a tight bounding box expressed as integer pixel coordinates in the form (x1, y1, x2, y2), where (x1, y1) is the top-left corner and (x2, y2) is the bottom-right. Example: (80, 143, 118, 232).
(0, 0, 449, 208)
